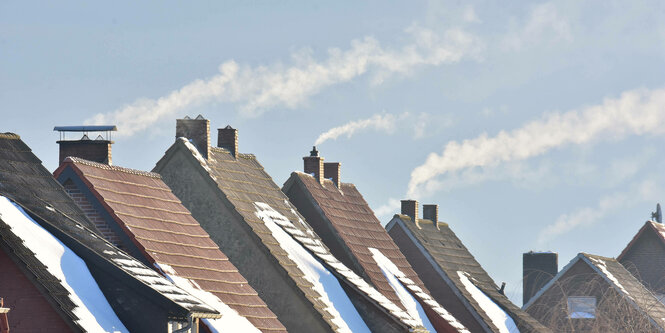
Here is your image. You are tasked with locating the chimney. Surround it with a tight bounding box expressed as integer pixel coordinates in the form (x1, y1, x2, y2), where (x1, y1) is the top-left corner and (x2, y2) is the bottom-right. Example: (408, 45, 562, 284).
(523, 251, 558, 306)
(55, 125, 116, 165)
(304, 146, 324, 184)
(401, 200, 418, 221)
(176, 115, 210, 159)
(217, 125, 238, 157)
(324, 162, 341, 187)
(423, 204, 438, 223)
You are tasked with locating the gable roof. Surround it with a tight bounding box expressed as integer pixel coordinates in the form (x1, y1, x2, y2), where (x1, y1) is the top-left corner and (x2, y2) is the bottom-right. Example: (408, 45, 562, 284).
(154, 138, 449, 332)
(55, 157, 285, 332)
(618, 220, 665, 261)
(387, 214, 551, 333)
(524, 252, 665, 330)
(0, 133, 218, 327)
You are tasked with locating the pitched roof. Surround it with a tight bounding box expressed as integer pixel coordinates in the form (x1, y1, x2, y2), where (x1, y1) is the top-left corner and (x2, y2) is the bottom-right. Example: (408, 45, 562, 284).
(283, 173, 464, 321)
(156, 138, 436, 332)
(55, 157, 285, 332)
(524, 252, 665, 330)
(387, 214, 550, 332)
(618, 220, 665, 261)
(0, 133, 218, 326)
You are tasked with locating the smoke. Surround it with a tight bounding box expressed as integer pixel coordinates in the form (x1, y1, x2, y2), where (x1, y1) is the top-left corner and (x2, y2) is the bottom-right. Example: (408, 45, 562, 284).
(86, 25, 482, 137)
(407, 87, 665, 198)
(315, 113, 402, 145)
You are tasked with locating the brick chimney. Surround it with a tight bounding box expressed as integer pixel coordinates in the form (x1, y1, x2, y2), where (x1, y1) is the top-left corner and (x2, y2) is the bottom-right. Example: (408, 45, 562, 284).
(324, 162, 341, 188)
(304, 146, 324, 184)
(423, 204, 438, 223)
(55, 125, 116, 165)
(401, 200, 418, 221)
(523, 251, 558, 305)
(176, 115, 210, 159)
(217, 125, 238, 157)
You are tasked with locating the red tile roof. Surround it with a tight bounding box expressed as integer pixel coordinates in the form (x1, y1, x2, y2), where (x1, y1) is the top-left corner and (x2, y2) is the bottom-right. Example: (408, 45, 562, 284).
(56, 157, 285, 332)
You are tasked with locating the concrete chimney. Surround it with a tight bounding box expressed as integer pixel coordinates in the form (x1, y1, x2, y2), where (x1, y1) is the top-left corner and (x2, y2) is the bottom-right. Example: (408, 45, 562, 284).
(176, 115, 210, 159)
(401, 200, 418, 221)
(55, 125, 116, 165)
(304, 146, 324, 184)
(423, 204, 438, 223)
(217, 125, 238, 157)
(523, 251, 558, 306)
(324, 162, 341, 188)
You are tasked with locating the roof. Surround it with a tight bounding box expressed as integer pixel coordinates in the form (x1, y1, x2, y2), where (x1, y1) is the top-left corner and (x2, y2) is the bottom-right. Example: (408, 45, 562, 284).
(155, 138, 437, 332)
(284, 172, 469, 332)
(618, 220, 665, 261)
(55, 157, 285, 332)
(54, 126, 117, 132)
(387, 214, 550, 333)
(524, 252, 665, 330)
(0, 133, 218, 325)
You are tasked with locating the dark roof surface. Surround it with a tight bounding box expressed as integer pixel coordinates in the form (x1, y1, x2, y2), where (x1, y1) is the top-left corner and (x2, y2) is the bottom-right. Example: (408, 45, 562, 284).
(0, 133, 217, 321)
(390, 215, 551, 333)
(158, 138, 438, 332)
(618, 220, 665, 261)
(58, 157, 285, 332)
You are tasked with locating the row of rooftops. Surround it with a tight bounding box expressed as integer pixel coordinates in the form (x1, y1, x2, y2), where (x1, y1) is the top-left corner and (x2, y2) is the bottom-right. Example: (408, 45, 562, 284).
(3, 115, 658, 332)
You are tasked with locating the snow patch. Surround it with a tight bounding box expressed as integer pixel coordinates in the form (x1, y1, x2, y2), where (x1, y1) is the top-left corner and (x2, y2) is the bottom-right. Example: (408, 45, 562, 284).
(457, 271, 519, 333)
(0, 196, 128, 332)
(588, 257, 631, 297)
(254, 202, 370, 333)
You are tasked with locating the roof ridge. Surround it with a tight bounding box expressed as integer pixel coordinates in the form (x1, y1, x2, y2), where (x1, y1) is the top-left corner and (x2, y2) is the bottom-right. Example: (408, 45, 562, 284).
(0, 133, 20, 140)
(66, 157, 161, 179)
(210, 146, 256, 159)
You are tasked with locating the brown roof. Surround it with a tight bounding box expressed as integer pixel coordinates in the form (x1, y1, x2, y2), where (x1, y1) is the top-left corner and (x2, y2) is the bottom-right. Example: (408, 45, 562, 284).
(284, 172, 468, 331)
(388, 215, 551, 332)
(55, 157, 285, 332)
(157, 138, 434, 332)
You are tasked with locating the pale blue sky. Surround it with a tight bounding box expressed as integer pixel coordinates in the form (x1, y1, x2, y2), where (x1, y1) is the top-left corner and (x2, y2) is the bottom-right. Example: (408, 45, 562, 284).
(3, 0, 665, 305)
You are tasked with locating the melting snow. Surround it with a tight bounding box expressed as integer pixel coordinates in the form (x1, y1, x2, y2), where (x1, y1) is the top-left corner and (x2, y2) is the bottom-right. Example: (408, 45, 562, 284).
(254, 202, 370, 333)
(588, 257, 631, 297)
(154, 263, 260, 333)
(457, 271, 519, 333)
(0, 196, 128, 333)
(368, 247, 435, 332)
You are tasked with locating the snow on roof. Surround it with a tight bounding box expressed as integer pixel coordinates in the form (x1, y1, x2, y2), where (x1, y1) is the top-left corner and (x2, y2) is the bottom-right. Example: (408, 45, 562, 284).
(587, 257, 631, 298)
(0, 196, 128, 332)
(457, 271, 519, 333)
(154, 263, 260, 333)
(254, 202, 370, 333)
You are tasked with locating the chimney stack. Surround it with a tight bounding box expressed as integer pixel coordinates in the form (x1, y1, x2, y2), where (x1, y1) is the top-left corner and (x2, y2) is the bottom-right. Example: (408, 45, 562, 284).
(523, 251, 558, 306)
(401, 200, 418, 221)
(55, 125, 116, 165)
(304, 146, 324, 184)
(217, 125, 238, 157)
(176, 115, 210, 159)
(423, 204, 438, 223)
(324, 162, 341, 188)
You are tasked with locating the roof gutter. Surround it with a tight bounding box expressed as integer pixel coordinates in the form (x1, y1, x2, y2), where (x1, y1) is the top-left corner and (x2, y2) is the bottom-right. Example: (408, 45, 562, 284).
(172, 313, 194, 333)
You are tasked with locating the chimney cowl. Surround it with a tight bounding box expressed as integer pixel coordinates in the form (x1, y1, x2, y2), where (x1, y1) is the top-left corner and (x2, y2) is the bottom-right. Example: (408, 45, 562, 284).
(55, 125, 116, 165)
(304, 146, 324, 184)
(176, 115, 210, 159)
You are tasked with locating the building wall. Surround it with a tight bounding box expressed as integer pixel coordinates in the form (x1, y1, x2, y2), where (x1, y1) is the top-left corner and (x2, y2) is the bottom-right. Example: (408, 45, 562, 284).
(387, 222, 489, 333)
(0, 246, 73, 332)
(619, 229, 665, 293)
(155, 148, 333, 333)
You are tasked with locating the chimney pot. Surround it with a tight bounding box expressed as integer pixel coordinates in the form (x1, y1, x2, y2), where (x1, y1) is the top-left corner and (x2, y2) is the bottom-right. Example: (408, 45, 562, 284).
(401, 200, 418, 221)
(217, 125, 238, 157)
(304, 146, 324, 184)
(55, 126, 116, 165)
(523, 251, 558, 306)
(324, 162, 341, 188)
(176, 115, 210, 159)
(423, 204, 438, 223)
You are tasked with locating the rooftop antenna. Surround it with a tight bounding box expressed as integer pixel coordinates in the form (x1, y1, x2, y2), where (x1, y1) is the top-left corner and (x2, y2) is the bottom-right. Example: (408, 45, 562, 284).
(652, 203, 662, 223)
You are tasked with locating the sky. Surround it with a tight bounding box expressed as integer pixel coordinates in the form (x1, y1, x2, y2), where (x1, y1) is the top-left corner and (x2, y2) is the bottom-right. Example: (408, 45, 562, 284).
(2, 0, 665, 306)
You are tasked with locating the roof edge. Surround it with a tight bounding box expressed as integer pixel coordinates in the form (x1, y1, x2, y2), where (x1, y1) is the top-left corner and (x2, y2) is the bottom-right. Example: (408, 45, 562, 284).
(64, 157, 161, 179)
(0, 133, 20, 140)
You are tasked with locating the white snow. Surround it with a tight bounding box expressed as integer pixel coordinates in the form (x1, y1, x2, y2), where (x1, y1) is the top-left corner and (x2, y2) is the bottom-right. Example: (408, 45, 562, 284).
(254, 202, 371, 333)
(457, 271, 519, 333)
(0, 196, 128, 333)
(154, 263, 260, 333)
(368, 247, 435, 333)
(588, 257, 631, 297)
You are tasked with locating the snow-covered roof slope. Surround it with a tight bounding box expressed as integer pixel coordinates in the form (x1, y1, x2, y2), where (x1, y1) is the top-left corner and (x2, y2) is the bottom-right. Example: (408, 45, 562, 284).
(457, 271, 519, 333)
(0, 196, 127, 332)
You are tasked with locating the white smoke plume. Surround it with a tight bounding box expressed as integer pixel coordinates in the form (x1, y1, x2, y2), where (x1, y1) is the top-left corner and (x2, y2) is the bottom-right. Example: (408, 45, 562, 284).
(314, 113, 403, 146)
(86, 26, 482, 137)
(408, 87, 665, 198)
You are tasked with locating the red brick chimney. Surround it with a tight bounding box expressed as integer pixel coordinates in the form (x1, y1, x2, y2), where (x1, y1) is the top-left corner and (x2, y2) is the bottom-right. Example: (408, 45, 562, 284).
(176, 115, 210, 159)
(55, 125, 116, 165)
(401, 200, 418, 221)
(323, 162, 341, 188)
(304, 146, 324, 184)
(217, 125, 238, 158)
(422, 204, 438, 223)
